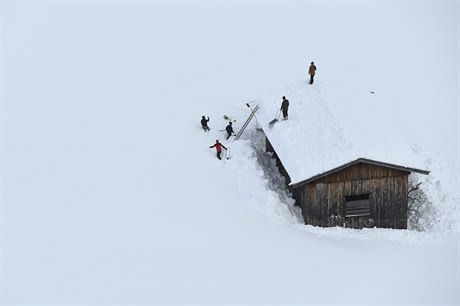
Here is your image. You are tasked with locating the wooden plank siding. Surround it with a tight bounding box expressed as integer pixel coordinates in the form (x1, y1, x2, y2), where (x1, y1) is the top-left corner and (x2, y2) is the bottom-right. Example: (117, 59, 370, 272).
(292, 163, 409, 229)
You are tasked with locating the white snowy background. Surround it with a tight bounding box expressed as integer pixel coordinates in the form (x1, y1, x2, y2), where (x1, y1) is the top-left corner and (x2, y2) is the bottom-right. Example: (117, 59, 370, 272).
(1, 1, 459, 305)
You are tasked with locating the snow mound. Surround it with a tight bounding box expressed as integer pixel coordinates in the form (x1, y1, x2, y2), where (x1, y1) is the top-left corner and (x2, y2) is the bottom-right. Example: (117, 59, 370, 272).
(255, 81, 428, 185)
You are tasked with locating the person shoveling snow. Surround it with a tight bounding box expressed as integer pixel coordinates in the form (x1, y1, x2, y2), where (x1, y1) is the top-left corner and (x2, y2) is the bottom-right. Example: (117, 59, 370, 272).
(269, 96, 289, 127)
(280, 96, 289, 120)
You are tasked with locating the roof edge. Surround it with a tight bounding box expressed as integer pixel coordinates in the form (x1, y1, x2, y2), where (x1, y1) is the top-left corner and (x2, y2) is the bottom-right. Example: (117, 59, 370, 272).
(290, 158, 430, 188)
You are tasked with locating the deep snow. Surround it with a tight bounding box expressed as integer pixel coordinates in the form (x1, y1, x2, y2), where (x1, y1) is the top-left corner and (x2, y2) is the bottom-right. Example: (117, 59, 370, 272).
(255, 80, 428, 186)
(2, 2, 459, 305)
(3, 86, 458, 304)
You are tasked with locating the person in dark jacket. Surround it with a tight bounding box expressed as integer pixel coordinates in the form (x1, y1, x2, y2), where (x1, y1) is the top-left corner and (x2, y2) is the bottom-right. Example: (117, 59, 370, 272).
(201, 116, 210, 132)
(225, 122, 235, 139)
(308, 61, 317, 84)
(280, 96, 289, 120)
(209, 139, 227, 160)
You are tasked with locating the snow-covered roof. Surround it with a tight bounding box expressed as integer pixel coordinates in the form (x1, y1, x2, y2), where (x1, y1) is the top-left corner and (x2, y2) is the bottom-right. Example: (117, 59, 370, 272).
(254, 81, 429, 186)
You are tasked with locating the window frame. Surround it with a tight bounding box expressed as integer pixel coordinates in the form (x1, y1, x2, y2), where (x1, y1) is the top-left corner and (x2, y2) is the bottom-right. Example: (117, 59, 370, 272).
(344, 194, 371, 218)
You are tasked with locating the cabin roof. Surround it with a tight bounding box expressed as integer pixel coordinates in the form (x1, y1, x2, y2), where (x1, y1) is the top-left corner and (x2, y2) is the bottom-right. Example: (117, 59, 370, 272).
(254, 81, 429, 186)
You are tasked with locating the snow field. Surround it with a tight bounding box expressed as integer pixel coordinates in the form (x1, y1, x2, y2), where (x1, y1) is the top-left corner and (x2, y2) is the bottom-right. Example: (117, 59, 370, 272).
(5, 87, 458, 304)
(2, 3, 458, 304)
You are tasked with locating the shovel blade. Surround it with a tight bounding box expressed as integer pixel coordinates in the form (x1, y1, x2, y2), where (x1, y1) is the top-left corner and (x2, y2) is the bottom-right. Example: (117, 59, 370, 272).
(268, 118, 278, 126)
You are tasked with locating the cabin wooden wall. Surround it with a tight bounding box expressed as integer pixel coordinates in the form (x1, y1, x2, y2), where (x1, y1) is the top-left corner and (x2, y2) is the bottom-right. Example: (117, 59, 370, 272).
(292, 163, 409, 229)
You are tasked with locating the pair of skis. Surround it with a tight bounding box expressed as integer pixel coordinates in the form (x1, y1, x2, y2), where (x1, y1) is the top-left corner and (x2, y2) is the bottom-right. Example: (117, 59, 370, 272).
(235, 104, 259, 140)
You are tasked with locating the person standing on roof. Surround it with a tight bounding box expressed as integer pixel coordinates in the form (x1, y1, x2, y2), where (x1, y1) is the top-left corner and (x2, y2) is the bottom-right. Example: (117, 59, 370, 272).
(209, 139, 227, 160)
(225, 122, 235, 140)
(308, 61, 317, 84)
(280, 96, 289, 120)
(201, 115, 210, 132)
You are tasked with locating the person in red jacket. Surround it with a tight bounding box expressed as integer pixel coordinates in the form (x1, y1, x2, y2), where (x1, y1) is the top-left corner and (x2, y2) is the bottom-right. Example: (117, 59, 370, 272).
(209, 139, 227, 160)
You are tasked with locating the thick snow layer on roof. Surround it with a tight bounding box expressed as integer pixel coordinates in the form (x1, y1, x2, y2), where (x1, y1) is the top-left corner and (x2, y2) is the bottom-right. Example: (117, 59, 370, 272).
(254, 81, 427, 186)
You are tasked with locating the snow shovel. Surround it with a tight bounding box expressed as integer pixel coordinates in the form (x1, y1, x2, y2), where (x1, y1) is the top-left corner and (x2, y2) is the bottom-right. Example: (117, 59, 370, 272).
(268, 110, 281, 127)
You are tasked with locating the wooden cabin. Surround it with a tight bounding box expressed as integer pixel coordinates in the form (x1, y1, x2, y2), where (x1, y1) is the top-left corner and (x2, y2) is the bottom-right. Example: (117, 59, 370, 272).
(266, 137, 429, 229)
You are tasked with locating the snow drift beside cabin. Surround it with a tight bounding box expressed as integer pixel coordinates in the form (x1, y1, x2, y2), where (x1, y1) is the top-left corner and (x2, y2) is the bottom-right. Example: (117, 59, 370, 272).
(254, 81, 428, 186)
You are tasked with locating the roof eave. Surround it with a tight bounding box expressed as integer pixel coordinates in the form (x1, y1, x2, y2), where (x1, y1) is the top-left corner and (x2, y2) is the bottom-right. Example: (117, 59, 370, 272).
(289, 158, 430, 189)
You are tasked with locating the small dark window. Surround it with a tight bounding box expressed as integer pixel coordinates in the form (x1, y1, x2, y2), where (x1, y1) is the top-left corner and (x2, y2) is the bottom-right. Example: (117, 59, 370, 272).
(345, 194, 371, 217)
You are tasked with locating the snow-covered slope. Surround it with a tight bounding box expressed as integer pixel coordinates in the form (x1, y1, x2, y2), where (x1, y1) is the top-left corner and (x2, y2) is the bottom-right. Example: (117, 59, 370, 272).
(3, 85, 458, 304)
(2, 3, 458, 305)
(256, 80, 428, 185)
